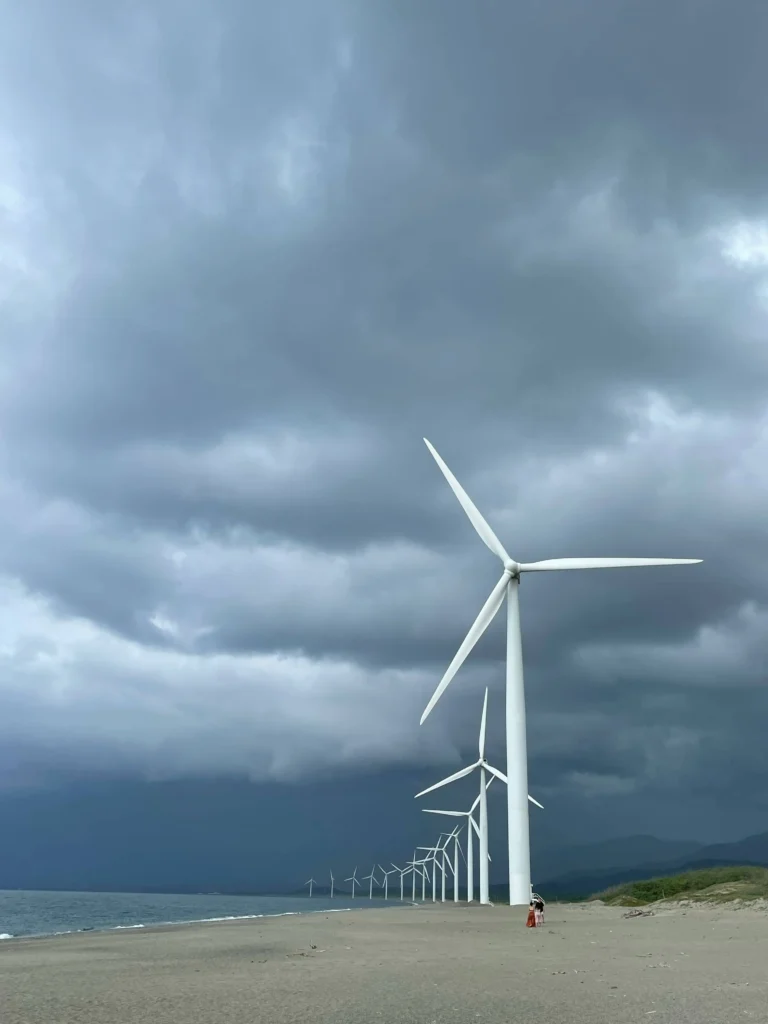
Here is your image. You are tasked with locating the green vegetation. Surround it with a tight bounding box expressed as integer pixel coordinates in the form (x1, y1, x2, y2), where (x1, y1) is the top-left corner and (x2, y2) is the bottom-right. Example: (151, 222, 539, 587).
(592, 865, 768, 906)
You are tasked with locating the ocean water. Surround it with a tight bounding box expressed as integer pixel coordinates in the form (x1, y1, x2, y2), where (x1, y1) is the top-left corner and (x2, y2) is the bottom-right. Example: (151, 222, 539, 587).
(0, 889, 380, 940)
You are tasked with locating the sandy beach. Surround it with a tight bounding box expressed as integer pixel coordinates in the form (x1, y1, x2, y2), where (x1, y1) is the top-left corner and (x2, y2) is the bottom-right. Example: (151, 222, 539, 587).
(1, 900, 766, 1023)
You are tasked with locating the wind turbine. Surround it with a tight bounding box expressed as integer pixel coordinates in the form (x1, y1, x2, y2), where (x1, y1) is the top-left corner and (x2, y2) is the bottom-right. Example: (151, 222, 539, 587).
(439, 829, 460, 901)
(329, 870, 335, 899)
(304, 877, 316, 898)
(422, 778, 494, 902)
(448, 826, 462, 902)
(391, 863, 404, 901)
(416, 845, 440, 901)
(395, 852, 417, 901)
(403, 855, 428, 901)
(437, 826, 462, 902)
(345, 867, 360, 898)
(393, 860, 418, 901)
(416, 687, 544, 904)
(419, 833, 453, 902)
(379, 865, 399, 900)
(414, 857, 429, 901)
(420, 437, 702, 905)
(362, 865, 379, 899)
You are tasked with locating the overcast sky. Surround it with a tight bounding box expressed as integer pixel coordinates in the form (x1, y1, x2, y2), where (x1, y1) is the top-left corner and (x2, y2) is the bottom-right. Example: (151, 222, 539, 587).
(1, 0, 767, 862)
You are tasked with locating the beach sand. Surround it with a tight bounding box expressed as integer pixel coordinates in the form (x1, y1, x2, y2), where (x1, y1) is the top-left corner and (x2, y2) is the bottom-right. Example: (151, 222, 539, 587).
(1, 900, 766, 1023)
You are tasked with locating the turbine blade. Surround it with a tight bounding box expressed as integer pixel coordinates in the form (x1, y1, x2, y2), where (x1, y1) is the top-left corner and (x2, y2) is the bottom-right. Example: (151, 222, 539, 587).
(469, 774, 494, 814)
(422, 809, 466, 816)
(519, 557, 702, 572)
(420, 574, 509, 724)
(480, 760, 541, 806)
(483, 762, 508, 785)
(415, 760, 479, 798)
(479, 686, 489, 760)
(423, 439, 511, 563)
(470, 816, 481, 838)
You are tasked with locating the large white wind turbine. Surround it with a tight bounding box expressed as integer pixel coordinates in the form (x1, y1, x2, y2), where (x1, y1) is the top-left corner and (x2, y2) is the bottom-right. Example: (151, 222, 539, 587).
(416, 687, 543, 905)
(420, 437, 702, 905)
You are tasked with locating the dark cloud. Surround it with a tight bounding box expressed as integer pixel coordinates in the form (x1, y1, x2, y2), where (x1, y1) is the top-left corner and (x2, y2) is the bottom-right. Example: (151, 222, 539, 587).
(0, 0, 767, 865)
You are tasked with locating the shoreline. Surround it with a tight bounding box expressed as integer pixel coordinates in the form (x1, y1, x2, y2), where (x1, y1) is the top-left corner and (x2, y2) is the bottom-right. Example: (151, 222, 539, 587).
(3, 894, 765, 945)
(0, 899, 416, 945)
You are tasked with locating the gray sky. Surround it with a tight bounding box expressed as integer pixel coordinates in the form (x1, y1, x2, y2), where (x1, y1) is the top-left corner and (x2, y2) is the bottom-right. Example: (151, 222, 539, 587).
(1, 0, 767, 843)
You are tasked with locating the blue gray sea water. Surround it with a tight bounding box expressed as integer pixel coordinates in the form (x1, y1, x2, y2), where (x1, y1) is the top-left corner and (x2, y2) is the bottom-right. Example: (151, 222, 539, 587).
(0, 890, 374, 939)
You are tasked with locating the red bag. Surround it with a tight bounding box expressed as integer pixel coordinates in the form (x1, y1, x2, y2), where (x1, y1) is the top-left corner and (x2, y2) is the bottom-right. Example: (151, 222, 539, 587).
(526, 908, 536, 928)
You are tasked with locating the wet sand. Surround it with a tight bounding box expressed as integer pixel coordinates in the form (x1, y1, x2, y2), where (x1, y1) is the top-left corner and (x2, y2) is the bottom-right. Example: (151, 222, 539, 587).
(1, 900, 766, 1023)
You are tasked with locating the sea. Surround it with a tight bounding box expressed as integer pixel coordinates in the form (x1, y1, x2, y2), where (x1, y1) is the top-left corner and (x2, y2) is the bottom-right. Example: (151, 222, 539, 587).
(0, 889, 374, 940)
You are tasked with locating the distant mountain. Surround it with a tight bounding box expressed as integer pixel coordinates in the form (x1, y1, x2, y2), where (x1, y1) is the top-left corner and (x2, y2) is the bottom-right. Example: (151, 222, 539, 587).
(685, 832, 768, 868)
(531, 834, 703, 883)
(536, 832, 768, 899)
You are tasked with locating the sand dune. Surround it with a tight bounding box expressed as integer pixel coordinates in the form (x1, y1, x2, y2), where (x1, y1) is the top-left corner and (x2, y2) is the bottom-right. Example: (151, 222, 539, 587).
(2, 900, 766, 1023)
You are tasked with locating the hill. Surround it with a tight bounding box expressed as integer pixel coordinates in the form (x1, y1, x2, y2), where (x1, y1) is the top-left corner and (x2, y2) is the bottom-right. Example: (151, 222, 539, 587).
(531, 834, 703, 882)
(592, 865, 768, 906)
(535, 831, 768, 900)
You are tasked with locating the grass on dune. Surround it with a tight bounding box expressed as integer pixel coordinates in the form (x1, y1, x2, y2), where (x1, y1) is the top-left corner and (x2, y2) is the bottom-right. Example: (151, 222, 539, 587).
(592, 865, 768, 906)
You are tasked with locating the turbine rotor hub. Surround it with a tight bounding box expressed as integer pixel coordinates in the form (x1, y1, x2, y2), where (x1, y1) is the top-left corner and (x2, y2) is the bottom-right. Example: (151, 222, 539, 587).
(503, 559, 520, 577)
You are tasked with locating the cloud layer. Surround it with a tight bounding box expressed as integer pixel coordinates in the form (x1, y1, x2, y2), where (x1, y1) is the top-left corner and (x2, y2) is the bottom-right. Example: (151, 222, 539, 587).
(1, 0, 767, 829)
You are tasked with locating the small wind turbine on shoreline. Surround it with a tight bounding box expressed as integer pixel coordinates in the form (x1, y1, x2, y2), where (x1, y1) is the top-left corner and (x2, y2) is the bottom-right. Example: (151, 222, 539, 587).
(304, 877, 316, 898)
(362, 865, 379, 899)
(420, 438, 702, 906)
(416, 844, 440, 901)
(422, 778, 494, 903)
(379, 865, 399, 900)
(400, 855, 427, 901)
(345, 867, 360, 898)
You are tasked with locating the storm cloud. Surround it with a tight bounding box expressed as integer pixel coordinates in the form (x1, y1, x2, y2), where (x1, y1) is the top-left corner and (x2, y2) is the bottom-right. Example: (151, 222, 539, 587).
(1, 0, 767, 840)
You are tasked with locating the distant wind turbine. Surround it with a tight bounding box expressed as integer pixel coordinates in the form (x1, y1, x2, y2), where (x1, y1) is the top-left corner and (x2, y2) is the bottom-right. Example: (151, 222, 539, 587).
(392, 861, 417, 902)
(447, 826, 462, 902)
(438, 831, 457, 902)
(362, 865, 380, 899)
(304, 878, 316, 898)
(345, 867, 360, 898)
(418, 834, 453, 902)
(399, 854, 427, 902)
(329, 870, 335, 899)
(420, 437, 702, 905)
(414, 857, 429, 901)
(422, 775, 495, 903)
(417, 687, 543, 904)
(416, 845, 439, 902)
(379, 865, 399, 900)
